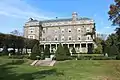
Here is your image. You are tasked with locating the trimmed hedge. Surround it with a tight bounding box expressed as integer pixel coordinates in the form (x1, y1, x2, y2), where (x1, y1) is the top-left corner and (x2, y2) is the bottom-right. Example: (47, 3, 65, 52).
(77, 56, 116, 60)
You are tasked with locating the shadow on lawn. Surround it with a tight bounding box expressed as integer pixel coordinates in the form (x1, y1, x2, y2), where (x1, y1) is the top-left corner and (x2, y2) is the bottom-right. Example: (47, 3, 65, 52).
(0, 62, 64, 80)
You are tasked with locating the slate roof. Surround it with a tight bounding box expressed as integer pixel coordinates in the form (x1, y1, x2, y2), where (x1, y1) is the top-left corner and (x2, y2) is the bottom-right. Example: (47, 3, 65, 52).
(26, 17, 92, 23)
(41, 17, 92, 23)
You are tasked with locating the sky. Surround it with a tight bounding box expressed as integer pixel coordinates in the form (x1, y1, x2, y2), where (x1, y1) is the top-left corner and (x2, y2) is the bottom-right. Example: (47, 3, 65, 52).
(0, 0, 117, 34)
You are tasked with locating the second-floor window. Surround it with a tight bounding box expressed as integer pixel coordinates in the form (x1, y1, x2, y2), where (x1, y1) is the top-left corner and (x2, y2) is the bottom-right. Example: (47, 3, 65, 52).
(78, 36, 81, 40)
(54, 36, 58, 41)
(43, 38, 45, 41)
(68, 36, 72, 40)
(61, 29, 64, 33)
(61, 36, 65, 41)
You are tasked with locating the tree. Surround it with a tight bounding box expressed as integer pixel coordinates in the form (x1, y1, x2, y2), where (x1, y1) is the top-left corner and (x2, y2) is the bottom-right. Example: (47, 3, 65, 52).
(71, 47, 76, 54)
(93, 44, 103, 54)
(30, 44, 41, 60)
(10, 30, 23, 36)
(44, 46, 50, 58)
(109, 44, 119, 57)
(55, 43, 67, 61)
(108, 0, 120, 26)
(108, 0, 120, 53)
(63, 45, 70, 56)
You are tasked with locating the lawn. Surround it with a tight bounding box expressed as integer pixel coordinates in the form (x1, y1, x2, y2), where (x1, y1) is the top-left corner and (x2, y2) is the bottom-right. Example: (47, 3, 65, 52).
(0, 57, 120, 80)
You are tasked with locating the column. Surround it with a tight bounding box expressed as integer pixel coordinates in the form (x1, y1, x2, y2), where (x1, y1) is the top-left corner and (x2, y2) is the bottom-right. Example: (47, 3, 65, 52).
(44, 44, 46, 50)
(74, 44, 75, 48)
(86, 43, 88, 53)
(68, 44, 69, 48)
(50, 43, 51, 53)
(80, 43, 81, 53)
(56, 44, 57, 50)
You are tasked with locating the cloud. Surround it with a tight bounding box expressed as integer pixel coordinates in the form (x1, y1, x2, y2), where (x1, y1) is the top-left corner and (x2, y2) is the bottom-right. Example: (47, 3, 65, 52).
(0, 0, 53, 20)
(104, 26, 111, 28)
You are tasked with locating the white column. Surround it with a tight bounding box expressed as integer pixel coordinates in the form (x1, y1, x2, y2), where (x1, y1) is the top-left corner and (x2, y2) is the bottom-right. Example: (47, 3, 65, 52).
(86, 43, 88, 53)
(50, 44, 51, 53)
(68, 44, 69, 48)
(44, 44, 46, 50)
(56, 44, 57, 50)
(74, 44, 75, 48)
(80, 43, 81, 53)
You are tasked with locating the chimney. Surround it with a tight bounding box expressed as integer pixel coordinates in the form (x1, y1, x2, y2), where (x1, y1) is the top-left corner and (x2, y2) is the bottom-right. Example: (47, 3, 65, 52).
(72, 12, 78, 21)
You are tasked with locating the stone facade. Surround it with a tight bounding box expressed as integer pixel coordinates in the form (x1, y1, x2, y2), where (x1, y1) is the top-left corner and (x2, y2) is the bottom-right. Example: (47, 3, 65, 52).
(24, 12, 96, 53)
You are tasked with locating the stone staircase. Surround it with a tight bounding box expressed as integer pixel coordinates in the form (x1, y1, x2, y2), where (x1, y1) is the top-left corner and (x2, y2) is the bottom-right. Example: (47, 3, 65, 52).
(31, 60, 56, 66)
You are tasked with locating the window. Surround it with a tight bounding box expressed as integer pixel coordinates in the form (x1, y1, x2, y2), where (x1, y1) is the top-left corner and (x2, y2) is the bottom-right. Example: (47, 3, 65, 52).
(30, 31, 33, 33)
(81, 44, 86, 48)
(55, 30, 57, 33)
(78, 36, 81, 40)
(29, 27, 34, 30)
(30, 36, 33, 39)
(86, 28, 90, 32)
(61, 29, 64, 33)
(55, 38, 57, 40)
(68, 29, 71, 33)
(68, 36, 72, 40)
(77, 28, 81, 32)
(61, 36, 64, 41)
(43, 30, 45, 33)
(43, 38, 45, 41)
(54, 36, 58, 41)
(88, 37, 89, 40)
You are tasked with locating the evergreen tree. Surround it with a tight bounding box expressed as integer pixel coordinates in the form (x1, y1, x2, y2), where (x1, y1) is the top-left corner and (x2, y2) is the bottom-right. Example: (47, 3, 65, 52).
(55, 43, 67, 61)
(30, 44, 41, 60)
(71, 47, 76, 54)
(109, 44, 119, 57)
(44, 46, 50, 58)
(63, 45, 70, 56)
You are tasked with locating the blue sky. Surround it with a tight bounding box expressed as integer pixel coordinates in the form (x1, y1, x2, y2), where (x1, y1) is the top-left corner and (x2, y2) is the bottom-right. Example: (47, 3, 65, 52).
(0, 0, 116, 34)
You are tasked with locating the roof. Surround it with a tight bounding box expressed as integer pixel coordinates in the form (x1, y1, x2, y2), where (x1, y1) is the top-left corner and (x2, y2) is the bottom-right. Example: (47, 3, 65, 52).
(27, 20, 38, 23)
(41, 17, 92, 23)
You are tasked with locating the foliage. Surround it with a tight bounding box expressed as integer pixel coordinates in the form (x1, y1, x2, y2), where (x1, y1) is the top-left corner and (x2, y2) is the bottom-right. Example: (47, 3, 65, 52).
(0, 33, 39, 54)
(63, 45, 70, 56)
(108, 0, 120, 26)
(93, 44, 103, 54)
(71, 47, 76, 54)
(44, 46, 50, 58)
(55, 43, 67, 61)
(2, 45, 8, 55)
(30, 44, 41, 60)
(109, 44, 119, 57)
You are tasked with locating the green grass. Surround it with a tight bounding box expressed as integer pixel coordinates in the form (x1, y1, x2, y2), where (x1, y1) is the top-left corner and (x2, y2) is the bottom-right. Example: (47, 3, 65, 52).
(0, 57, 120, 80)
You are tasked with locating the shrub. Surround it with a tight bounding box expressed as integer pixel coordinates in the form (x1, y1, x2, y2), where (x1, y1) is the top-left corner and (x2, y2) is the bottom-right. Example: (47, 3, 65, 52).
(63, 45, 70, 56)
(44, 46, 50, 58)
(116, 54, 120, 60)
(30, 44, 41, 60)
(71, 47, 76, 54)
(55, 43, 67, 61)
(91, 56, 116, 60)
(109, 44, 119, 57)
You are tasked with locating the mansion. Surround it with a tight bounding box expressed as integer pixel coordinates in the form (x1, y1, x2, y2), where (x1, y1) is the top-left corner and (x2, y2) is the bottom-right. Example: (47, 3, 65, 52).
(24, 12, 96, 53)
